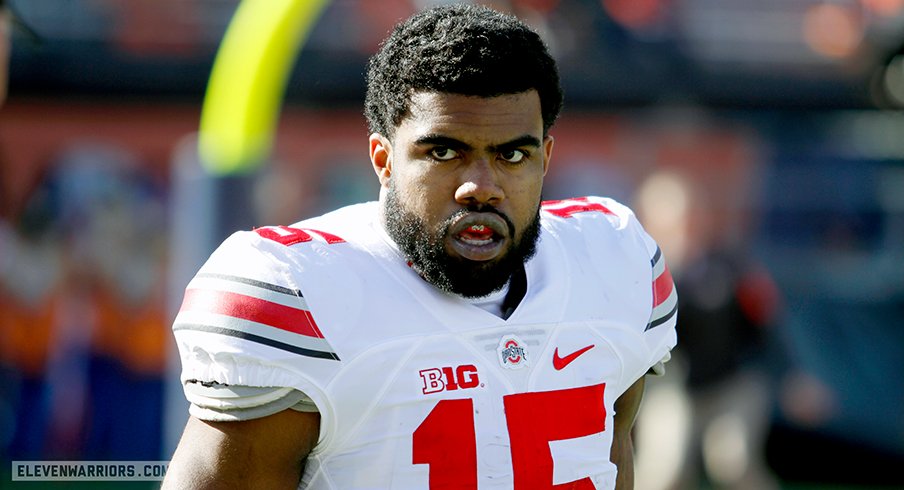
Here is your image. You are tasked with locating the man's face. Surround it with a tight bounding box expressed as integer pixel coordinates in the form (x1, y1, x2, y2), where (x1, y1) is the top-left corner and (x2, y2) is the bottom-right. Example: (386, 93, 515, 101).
(370, 91, 553, 297)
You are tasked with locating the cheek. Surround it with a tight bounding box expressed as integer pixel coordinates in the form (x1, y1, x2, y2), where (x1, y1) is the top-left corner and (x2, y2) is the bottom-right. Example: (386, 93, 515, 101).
(508, 168, 544, 203)
(507, 173, 545, 229)
(393, 169, 450, 218)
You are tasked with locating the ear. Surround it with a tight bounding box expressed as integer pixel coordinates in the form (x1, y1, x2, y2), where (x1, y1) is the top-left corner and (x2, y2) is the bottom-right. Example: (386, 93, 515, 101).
(369, 133, 392, 187)
(542, 135, 554, 176)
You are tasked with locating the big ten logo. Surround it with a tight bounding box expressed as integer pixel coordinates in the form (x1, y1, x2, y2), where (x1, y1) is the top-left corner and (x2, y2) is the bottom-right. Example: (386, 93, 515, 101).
(419, 365, 481, 395)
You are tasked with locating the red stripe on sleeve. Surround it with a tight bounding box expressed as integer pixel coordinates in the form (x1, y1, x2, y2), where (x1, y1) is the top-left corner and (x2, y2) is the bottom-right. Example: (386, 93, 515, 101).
(179, 288, 325, 339)
(652, 264, 675, 308)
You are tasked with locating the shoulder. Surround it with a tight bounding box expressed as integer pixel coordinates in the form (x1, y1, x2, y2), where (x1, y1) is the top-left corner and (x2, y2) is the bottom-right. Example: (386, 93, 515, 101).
(288, 201, 379, 243)
(541, 196, 656, 258)
(175, 226, 340, 364)
(541, 196, 676, 330)
(202, 201, 376, 262)
(171, 207, 377, 384)
(210, 202, 380, 275)
(541, 196, 640, 235)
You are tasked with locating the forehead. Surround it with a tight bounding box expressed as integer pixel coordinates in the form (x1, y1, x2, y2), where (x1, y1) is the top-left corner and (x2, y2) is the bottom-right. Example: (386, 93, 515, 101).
(397, 91, 543, 143)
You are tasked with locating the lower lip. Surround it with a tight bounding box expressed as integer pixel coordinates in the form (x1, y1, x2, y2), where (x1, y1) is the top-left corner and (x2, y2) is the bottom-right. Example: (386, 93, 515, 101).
(448, 234, 507, 261)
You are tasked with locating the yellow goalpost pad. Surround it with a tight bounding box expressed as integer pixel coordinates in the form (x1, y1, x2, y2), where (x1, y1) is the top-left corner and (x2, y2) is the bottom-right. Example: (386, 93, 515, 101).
(198, 0, 331, 175)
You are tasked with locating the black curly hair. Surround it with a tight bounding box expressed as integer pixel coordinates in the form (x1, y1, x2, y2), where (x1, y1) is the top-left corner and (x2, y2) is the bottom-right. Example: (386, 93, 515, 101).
(364, 4, 563, 140)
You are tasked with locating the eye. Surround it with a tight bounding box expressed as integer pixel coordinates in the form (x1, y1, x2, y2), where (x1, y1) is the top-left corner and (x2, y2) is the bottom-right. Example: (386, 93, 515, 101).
(500, 149, 527, 163)
(430, 147, 459, 161)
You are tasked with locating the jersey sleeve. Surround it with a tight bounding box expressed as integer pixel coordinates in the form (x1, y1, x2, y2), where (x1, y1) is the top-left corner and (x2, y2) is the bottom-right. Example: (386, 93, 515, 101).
(182, 381, 318, 421)
(586, 195, 678, 375)
(594, 196, 678, 375)
(172, 229, 339, 421)
(636, 218, 678, 376)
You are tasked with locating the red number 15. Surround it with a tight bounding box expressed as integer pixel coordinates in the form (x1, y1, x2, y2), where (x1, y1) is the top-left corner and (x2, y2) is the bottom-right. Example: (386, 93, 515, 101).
(413, 383, 607, 489)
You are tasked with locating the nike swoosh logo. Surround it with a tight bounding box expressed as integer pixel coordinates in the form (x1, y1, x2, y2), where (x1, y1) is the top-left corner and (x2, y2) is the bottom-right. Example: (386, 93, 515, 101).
(553, 344, 595, 370)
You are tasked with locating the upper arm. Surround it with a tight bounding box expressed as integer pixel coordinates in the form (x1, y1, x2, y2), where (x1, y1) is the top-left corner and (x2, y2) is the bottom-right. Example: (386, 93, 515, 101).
(610, 375, 645, 490)
(162, 409, 320, 490)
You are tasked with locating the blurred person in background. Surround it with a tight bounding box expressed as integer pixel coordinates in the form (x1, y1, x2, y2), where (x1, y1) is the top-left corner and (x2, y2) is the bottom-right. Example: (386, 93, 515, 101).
(47, 150, 169, 460)
(1, 0, 172, 465)
(2, 148, 171, 461)
(633, 170, 781, 490)
(0, 169, 63, 460)
(0, 0, 51, 461)
(164, 4, 677, 489)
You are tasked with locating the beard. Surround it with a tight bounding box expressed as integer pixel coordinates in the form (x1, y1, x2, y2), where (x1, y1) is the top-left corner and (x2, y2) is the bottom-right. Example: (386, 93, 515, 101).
(382, 183, 541, 298)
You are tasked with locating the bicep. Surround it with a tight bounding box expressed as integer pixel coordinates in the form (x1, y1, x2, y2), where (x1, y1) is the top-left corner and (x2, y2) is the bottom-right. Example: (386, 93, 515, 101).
(610, 376, 645, 490)
(163, 409, 320, 490)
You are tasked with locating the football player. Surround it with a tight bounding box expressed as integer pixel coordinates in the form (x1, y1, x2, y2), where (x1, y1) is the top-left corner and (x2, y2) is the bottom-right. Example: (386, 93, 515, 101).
(164, 4, 677, 489)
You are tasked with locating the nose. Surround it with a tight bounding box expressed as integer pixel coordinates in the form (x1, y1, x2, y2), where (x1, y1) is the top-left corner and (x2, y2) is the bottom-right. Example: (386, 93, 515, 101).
(454, 159, 504, 207)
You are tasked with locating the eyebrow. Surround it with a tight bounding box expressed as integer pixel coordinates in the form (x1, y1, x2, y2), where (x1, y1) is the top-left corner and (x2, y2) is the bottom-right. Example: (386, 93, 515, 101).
(414, 134, 473, 151)
(413, 134, 541, 152)
(490, 135, 542, 153)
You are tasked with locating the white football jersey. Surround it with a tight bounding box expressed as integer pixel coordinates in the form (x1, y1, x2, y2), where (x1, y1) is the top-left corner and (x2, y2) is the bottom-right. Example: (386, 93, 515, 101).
(173, 196, 677, 489)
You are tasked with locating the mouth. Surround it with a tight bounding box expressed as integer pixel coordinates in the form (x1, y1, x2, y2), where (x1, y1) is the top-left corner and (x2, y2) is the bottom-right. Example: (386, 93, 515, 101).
(446, 212, 510, 262)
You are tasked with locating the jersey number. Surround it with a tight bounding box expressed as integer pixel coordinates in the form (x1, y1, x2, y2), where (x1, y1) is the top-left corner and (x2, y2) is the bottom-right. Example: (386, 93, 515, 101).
(412, 383, 606, 489)
(254, 225, 345, 246)
(542, 197, 614, 218)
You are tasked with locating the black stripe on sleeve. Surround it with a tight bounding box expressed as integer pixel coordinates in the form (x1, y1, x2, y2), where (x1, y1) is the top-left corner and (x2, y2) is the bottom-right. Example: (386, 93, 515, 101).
(174, 324, 339, 360)
(196, 272, 303, 297)
(644, 303, 678, 332)
(650, 246, 662, 267)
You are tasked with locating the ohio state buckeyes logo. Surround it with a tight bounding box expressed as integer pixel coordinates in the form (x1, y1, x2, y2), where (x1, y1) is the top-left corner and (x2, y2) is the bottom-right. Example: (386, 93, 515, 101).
(497, 334, 528, 369)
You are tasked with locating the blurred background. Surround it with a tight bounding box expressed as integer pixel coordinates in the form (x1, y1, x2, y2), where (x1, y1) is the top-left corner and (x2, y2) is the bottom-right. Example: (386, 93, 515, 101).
(1, 0, 903, 489)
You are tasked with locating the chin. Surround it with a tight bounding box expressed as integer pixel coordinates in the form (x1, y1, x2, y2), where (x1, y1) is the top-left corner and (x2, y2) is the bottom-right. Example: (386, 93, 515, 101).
(436, 255, 514, 298)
